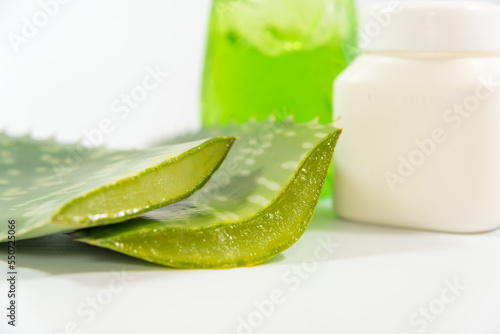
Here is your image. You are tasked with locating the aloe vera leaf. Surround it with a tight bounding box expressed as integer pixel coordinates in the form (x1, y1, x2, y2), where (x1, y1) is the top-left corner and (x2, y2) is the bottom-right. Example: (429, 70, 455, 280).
(0, 134, 235, 241)
(75, 120, 341, 268)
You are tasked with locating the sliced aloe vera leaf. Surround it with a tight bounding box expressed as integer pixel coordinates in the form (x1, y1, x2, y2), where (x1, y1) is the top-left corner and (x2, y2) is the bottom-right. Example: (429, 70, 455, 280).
(75, 120, 341, 268)
(0, 134, 235, 241)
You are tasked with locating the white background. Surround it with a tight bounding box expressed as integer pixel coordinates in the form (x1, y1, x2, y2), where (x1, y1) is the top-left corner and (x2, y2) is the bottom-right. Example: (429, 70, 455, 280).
(1, 0, 499, 148)
(1, 1, 500, 334)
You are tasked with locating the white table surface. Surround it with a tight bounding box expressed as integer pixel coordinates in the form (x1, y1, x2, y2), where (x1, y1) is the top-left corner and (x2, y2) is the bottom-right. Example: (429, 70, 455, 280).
(2, 200, 500, 334)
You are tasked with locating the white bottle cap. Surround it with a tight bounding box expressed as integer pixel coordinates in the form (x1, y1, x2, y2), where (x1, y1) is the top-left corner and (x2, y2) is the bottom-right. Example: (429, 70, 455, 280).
(359, 1, 500, 51)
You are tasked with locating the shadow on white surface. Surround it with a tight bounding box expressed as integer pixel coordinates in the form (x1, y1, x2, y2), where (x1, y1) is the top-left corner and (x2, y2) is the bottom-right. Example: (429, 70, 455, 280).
(2, 200, 499, 277)
(280, 200, 500, 264)
(10, 233, 167, 276)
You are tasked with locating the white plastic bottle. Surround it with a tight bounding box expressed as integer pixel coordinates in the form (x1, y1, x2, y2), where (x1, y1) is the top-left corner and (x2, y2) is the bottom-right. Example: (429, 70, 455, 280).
(333, 1, 500, 233)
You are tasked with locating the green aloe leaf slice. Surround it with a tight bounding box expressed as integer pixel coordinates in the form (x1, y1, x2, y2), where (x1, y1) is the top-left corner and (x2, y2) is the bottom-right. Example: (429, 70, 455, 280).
(0, 134, 235, 241)
(75, 120, 341, 268)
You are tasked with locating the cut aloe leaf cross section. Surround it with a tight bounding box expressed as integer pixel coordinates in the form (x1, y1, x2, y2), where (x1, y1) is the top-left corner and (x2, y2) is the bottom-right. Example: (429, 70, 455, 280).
(0, 134, 235, 241)
(75, 120, 342, 268)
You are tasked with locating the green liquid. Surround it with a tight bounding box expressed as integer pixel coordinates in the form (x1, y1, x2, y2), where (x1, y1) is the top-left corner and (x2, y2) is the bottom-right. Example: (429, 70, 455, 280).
(203, 42, 350, 125)
(201, 0, 357, 196)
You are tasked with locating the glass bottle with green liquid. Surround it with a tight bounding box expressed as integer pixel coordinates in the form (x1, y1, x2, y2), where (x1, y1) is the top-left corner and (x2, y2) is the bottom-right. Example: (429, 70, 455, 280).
(201, 0, 357, 197)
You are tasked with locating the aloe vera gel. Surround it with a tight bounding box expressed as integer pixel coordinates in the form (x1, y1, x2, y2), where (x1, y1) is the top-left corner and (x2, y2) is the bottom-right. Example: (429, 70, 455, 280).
(334, 2, 500, 232)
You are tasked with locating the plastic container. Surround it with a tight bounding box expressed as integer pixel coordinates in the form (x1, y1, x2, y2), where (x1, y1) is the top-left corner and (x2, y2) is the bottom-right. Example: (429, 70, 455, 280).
(201, 0, 358, 199)
(333, 1, 500, 233)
